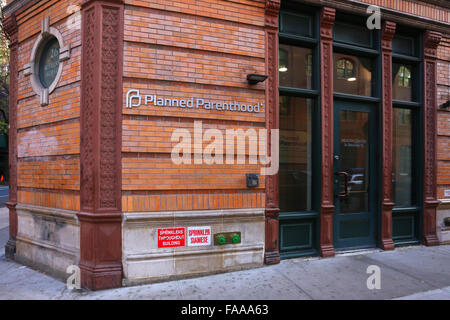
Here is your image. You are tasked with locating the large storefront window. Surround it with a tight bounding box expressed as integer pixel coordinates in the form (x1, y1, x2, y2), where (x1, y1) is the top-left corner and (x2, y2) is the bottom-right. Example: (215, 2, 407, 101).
(279, 45, 313, 89)
(391, 28, 422, 243)
(393, 108, 413, 206)
(278, 3, 319, 258)
(277, 5, 426, 253)
(279, 97, 313, 212)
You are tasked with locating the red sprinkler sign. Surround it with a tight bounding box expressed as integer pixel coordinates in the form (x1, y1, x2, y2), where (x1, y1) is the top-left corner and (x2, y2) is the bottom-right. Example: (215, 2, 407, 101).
(157, 228, 185, 248)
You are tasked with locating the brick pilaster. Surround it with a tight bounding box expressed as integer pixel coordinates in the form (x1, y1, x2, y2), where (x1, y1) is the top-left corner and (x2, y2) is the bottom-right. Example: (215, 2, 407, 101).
(78, 0, 124, 290)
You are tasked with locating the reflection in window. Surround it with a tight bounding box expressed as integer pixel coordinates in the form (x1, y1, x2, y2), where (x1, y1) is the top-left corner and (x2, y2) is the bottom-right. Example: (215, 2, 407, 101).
(39, 37, 60, 89)
(398, 65, 411, 87)
(339, 110, 369, 214)
(341, 110, 357, 121)
(393, 108, 414, 207)
(336, 58, 355, 80)
(306, 54, 312, 77)
(333, 53, 372, 96)
(393, 63, 413, 101)
(279, 96, 313, 212)
(398, 107, 411, 125)
(279, 48, 288, 73)
(279, 44, 312, 89)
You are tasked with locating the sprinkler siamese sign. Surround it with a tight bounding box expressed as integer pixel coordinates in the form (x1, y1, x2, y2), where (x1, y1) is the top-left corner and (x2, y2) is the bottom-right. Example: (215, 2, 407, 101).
(126, 89, 263, 114)
(187, 226, 211, 246)
(157, 227, 185, 248)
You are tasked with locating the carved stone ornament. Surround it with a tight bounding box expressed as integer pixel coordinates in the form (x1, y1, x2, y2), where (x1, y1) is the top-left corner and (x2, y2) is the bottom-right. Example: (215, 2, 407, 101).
(265, 0, 280, 17)
(24, 17, 71, 106)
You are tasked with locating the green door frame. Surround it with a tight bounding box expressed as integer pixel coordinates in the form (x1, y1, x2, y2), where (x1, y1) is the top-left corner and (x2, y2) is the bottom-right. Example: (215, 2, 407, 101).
(333, 100, 378, 249)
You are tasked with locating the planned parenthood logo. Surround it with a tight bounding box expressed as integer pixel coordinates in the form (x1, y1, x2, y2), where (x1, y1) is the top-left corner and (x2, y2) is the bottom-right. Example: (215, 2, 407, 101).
(126, 89, 263, 114)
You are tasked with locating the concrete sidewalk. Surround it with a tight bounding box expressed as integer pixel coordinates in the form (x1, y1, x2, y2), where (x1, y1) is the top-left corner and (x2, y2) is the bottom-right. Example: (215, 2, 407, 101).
(0, 208, 449, 300)
(0, 206, 8, 230)
(1, 240, 450, 299)
(0, 207, 8, 257)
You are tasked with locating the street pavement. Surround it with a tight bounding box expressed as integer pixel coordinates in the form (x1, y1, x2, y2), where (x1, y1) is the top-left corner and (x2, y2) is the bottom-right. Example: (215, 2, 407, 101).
(0, 205, 449, 300)
(0, 186, 8, 208)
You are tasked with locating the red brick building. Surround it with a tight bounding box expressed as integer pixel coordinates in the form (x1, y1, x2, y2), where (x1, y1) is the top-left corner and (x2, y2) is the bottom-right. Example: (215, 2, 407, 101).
(1, 0, 449, 290)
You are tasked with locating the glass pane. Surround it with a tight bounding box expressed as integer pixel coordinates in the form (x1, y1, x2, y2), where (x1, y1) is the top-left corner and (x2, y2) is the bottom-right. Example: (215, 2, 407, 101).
(39, 38, 60, 88)
(393, 63, 413, 101)
(334, 22, 372, 48)
(393, 108, 413, 207)
(279, 44, 313, 89)
(280, 12, 312, 37)
(333, 53, 373, 96)
(339, 110, 369, 213)
(392, 35, 415, 56)
(279, 97, 313, 212)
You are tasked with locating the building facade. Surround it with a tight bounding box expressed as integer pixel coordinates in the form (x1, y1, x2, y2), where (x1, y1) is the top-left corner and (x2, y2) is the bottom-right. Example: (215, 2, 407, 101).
(1, 0, 449, 290)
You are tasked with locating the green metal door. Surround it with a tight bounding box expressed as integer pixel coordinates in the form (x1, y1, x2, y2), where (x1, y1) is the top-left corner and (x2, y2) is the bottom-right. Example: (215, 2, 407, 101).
(333, 101, 377, 249)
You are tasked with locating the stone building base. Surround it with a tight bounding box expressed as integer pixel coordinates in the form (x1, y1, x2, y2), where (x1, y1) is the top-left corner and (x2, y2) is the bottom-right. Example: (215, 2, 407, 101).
(437, 202, 450, 245)
(122, 208, 265, 285)
(14, 204, 80, 281)
(9, 205, 265, 287)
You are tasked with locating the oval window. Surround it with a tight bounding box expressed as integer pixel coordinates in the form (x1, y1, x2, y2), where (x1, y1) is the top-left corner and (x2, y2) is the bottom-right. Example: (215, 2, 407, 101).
(38, 37, 60, 88)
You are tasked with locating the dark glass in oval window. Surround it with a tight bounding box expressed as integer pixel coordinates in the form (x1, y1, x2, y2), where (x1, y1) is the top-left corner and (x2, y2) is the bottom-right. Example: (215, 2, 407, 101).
(39, 38, 60, 88)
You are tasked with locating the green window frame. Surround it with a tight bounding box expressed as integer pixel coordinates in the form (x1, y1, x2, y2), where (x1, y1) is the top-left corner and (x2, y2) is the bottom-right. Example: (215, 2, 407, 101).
(278, 2, 321, 259)
(391, 27, 423, 245)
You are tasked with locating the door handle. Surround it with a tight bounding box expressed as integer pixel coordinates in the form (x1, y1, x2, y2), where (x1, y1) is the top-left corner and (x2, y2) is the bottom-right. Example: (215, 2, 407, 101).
(335, 171, 349, 198)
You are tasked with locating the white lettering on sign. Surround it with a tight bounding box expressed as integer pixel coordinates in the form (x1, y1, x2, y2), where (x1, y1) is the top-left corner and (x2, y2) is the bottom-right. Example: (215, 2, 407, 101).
(126, 89, 263, 114)
(187, 226, 211, 247)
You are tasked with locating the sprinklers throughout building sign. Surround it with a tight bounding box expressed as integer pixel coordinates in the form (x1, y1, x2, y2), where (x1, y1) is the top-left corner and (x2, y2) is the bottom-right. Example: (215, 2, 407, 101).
(126, 89, 263, 114)
(157, 228, 185, 248)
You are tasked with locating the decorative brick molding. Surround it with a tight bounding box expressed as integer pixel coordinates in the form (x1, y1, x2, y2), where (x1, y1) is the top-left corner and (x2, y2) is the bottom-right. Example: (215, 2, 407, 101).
(263, 0, 280, 265)
(380, 21, 396, 251)
(78, 0, 124, 290)
(23, 17, 71, 106)
(3, 14, 19, 260)
(319, 7, 335, 258)
(422, 30, 442, 246)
